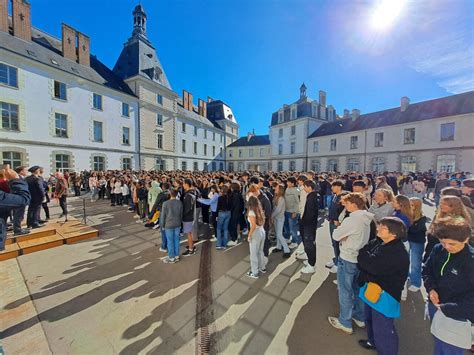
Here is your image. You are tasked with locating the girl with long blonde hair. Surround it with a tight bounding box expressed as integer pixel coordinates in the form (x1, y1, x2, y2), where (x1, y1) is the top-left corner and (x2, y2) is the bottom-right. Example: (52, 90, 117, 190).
(247, 196, 266, 278)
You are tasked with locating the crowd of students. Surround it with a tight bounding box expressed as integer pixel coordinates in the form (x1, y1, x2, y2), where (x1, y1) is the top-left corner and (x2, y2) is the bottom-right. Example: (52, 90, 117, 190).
(2, 166, 473, 355)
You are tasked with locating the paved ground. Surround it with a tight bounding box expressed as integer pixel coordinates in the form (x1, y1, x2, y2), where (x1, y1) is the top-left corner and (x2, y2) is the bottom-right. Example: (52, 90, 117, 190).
(1, 196, 436, 354)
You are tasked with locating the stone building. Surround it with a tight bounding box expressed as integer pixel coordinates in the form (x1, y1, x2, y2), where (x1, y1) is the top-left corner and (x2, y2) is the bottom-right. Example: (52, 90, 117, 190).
(226, 133, 270, 172)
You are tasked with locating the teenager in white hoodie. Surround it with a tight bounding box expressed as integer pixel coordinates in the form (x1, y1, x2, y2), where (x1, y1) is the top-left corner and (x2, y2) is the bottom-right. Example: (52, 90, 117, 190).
(328, 192, 374, 335)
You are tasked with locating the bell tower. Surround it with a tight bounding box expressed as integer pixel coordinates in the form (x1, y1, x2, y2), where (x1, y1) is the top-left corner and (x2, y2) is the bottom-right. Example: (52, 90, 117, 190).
(132, 3, 147, 37)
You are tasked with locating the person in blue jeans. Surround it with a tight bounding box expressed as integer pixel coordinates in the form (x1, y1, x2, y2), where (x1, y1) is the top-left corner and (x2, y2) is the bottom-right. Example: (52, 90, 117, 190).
(407, 198, 427, 292)
(328, 193, 374, 334)
(159, 189, 183, 263)
(216, 185, 232, 249)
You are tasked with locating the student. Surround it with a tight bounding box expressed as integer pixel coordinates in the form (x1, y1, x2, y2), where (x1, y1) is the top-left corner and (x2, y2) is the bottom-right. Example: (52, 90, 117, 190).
(182, 178, 198, 256)
(422, 217, 473, 355)
(357, 217, 409, 354)
(160, 189, 183, 263)
(368, 189, 395, 223)
(328, 192, 373, 334)
(299, 180, 319, 274)
(391, 195, 412, 228)
(271, 183, 291, 258)
(216, 185, 231, 250)
(325, 180, 346, 270)
(284, 177, 300, 248)
(406, 198, 427, 292)
(198, 185, 220, 241)
(246, 196, 266, 279)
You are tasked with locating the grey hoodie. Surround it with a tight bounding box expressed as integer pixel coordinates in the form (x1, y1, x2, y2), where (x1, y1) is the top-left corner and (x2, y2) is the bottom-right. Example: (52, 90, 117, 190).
(333, 209, 374, 263)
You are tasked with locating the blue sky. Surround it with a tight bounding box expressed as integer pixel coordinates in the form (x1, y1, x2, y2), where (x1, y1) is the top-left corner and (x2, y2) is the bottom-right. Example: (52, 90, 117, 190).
(23, 0, 474, 135)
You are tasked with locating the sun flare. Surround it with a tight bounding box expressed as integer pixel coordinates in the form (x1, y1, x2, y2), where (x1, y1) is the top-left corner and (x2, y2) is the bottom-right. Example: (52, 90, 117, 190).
(370, 0, 407, 31)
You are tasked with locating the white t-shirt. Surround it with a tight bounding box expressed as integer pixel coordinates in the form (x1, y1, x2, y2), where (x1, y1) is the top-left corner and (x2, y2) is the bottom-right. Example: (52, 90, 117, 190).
(248, 210, 265, 231)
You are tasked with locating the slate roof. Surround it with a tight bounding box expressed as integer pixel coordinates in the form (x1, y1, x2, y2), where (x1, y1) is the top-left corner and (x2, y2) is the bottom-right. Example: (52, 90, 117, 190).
(228, 135, 270, 147)
(0, 26, 135, 97)
(270, 96, 334, 126)
(308, 91, 474, 138)
(176, 103, 217, 129)
(207, 100, 238, 125)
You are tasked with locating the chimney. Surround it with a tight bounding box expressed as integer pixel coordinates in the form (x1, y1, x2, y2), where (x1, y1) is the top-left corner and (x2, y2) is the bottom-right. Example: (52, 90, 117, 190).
(12, 0, 32, 41)
(400, 96, 410, 112)
(188, 92, 194, 111)
(207, 96, 214, 103)
(182, 90, 189, 110)
(351, 109, 361, 121)
(198, 99, 207, 117)
(319, 90, 327, 107)
(62, 24, 77, 62)
(0, 0, 8, 33)
(77, 32, 90, 66)
(343, 109, 350, 119)
(247, 131, 254, 141)
(327, 105, 335, 121)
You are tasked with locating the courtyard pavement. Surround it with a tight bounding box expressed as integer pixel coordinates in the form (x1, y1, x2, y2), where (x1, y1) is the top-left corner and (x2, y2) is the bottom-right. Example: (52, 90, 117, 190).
(0, 195, 435, 354)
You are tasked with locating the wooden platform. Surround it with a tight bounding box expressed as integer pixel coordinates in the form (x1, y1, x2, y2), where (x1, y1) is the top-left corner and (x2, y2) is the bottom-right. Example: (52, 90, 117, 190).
(0, 217, 99, 261)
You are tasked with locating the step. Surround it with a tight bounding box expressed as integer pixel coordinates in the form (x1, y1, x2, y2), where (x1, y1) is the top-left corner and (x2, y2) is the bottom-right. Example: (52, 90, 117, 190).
(57, 221, 99, 244)
(14, 228, 57, 243)
(0, 243, 21, 261)
(17, 234, 65, 255)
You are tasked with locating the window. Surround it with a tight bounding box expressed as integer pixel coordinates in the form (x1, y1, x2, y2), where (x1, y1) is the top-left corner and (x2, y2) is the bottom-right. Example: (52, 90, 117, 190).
(219, 162, 224, 171)
(249, 148, 254, 157)
(157, 134, 163, 149)
(228, 162, 234, 171)
(93, 156, 105, 171)
(278, 128, 283, 138)
(122, 127, 130, 145)
(440, 123, 455, 141)
(220, 134, 223, 143)
(313, 141, 319, 153)
(156, 113, 163, 126)
(193, 142, 198, 155)
(291, 109, 296, 120)
(0, 64, 18, 88)
(156, 158, 165, 171)
(204, 144, 208, 156)
(437, 155, 456, 173)
(290, 142, 295, 154)
(1, 102, 19, 131)
(278, 144, 283, 155)
(122, 102, 130, 117)
(311, 160, 320, 172)
(237, 162, 244, 171)
(122, 157, 132, 170)
(347, 158, 360, 172)
(193, 162, 199, 171)
(330, 139, 337, 151)
(2, 151, 22, 169)
(55, 113, 68, 138)
(55, 154, 70, 172)
(157, 94, 163, 105)
(328, 159, 338, 171)
(278, 112, 283, 123)
(372, 157, 385, 172)
(93, 121, 103, 142)
(93, 93, 103, 110)
(260, 148, 265, 157)
(204, 130, 207, 139)
(181, 161, 187, 171)
(312, 105, 317, 118)
(182, 139, 186, 153)
(238, 149, 242, 158)
(277, 161, 283, 172)
(229, 149, 233, 158)
(289, 161, 296, 171)
(211, 162, 216, 171)
(291, 125, 296, 135)
(220, 147, 223, 156)
(182, 122, 186, 133)
(54, 81, 67, 100)
(212, 146, 216, 156)
(374, 132, 384, 147)
(401, 156, 417, 172)
(194, 126, 198, 136)
(404, 128, 415, 144)
(213, 132, 216, 141)
(350, 136, 358, 149)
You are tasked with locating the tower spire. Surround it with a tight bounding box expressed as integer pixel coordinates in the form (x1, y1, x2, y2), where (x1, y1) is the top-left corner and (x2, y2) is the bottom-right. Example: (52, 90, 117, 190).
(132, 3, 147, 37)
(300, 82, 307, 98)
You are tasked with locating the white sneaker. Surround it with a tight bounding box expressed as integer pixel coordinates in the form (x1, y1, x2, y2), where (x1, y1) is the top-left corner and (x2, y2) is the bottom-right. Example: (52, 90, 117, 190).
(333, 279, 338, 285)
(227, 240, 237, 246)
(296, 253, 308, 260)
(325, 261, 335, 268)
(328, 265, 338, 274)
(352, 318, 366, 328)
(152, 224, 160, 230)
(209, 237, 217, 242)
(408, 285, 420, 292)
(159, 247, 167, 252)
(328, 316, 353, 334)
(242, 229, 248, 235)
(288, 243, 298, 249)
(301, 265, 315, 274)
(401, 289, 407, 301)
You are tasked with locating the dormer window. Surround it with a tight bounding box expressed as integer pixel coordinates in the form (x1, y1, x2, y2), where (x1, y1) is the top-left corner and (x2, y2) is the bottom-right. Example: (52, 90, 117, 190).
(291, 109, 296, 120)
(278, 112, 283, 123)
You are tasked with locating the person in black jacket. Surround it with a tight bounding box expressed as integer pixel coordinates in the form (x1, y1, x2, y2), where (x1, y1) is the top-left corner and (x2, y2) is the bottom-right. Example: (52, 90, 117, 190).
(182, 179, 198, 256)
(0, 165, 31, 251)
(357, 217, 409, 354)
(25, 166, 45, 228)
(228, 182, 244, 246)
(422, 217, 473, 354)
(299, 180, 319, 274)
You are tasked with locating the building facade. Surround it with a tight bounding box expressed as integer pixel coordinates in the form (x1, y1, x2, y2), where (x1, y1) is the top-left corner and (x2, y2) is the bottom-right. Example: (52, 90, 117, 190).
(227, 133, 271, 172)
(0, 1, 139, 175)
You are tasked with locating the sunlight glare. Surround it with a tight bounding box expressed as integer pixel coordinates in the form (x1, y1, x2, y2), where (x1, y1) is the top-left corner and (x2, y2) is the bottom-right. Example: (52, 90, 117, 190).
(371, 0, 407, 31)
